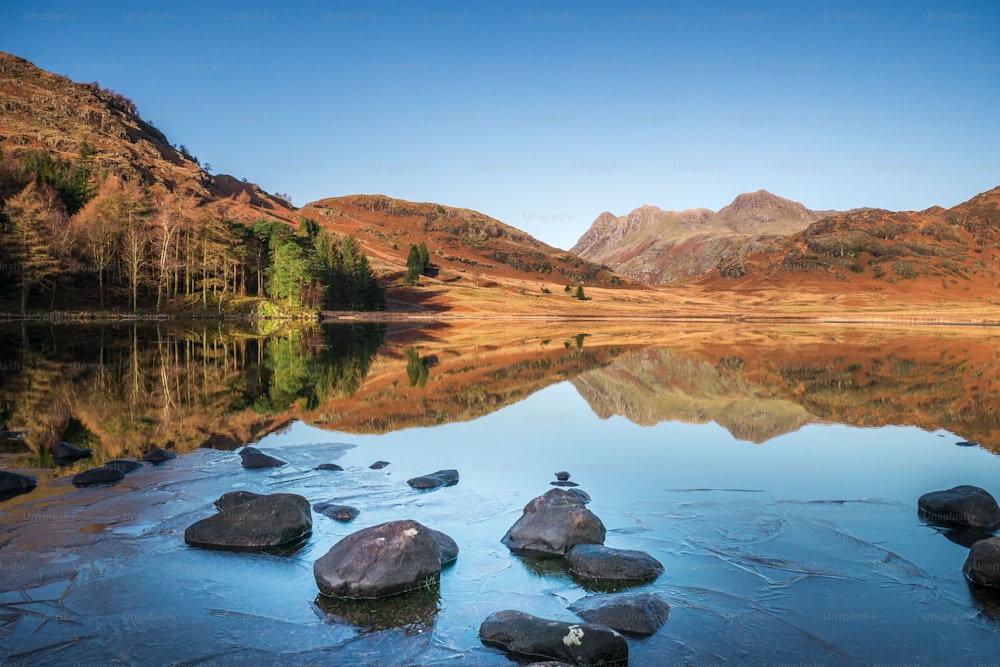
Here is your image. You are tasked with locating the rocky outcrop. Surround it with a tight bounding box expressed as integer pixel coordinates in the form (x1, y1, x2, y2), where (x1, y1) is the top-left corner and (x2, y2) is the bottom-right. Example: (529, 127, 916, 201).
(184, 493, 312, 551)
(501, 488, 606, 558)
(479, 609, 628, 665)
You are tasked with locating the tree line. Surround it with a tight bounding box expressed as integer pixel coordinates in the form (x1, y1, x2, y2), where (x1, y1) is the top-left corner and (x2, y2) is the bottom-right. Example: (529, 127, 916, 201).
(0, 149, 384, 313)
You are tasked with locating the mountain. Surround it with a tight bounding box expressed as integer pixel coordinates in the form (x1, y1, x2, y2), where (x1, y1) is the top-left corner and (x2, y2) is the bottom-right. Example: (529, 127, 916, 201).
(700, 186, 1000, 300)
(571, 191, 839, 284)
(0, 52, 292, 217)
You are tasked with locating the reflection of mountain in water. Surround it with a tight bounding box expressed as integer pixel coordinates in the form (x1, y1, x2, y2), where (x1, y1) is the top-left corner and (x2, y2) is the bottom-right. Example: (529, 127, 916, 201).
(571, 349, 816, 443)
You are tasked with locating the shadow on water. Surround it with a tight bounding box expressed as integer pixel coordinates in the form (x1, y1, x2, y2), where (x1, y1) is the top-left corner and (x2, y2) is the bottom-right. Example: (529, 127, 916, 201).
(313, 587, 441, 633)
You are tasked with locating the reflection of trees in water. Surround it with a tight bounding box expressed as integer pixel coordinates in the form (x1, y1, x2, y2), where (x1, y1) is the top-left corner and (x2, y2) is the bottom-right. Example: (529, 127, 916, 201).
(0, 322, 385, 465)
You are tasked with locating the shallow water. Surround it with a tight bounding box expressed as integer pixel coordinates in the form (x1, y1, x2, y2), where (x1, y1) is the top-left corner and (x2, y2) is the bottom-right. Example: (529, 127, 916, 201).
(2, 322, 1000, 665)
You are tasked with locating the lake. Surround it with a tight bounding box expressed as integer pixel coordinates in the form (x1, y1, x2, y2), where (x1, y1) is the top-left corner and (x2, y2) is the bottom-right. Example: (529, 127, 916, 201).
(1, 320, 999, 665)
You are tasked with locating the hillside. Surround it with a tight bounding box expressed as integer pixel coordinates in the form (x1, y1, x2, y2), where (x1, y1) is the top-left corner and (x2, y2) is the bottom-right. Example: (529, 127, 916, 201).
(298, 195, 639, 311)
(571, 191, 838, 284)
(701, 186, 1000, 301)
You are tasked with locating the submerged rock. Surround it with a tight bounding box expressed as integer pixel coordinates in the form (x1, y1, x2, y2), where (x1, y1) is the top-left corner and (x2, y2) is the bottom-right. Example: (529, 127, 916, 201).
(407, 469, 459, 490)
(369, 460, 390, 469)
(963, 537, 1000, 588)
(0, 470, 37, 497)
(185, 493, 312, 551)
(215, 490, 263, 511)
(314, 502, 360, 523)
(141, 448, 177, 463)
(314, 520, 446, 599)
(566, 544, 664, 583)
(239, 446, 287, 469)
(918, 485, 1000, 529)
(502, 488, 606, 557)
(479, 609, 628, 665)
(568, 592, 671, 636)
(551, 480, 580, 487)
(72, 466, 127, 487)
(52, 441, 92, 464)
(316, 463, 344, 471)
(106, 459, 143, 474)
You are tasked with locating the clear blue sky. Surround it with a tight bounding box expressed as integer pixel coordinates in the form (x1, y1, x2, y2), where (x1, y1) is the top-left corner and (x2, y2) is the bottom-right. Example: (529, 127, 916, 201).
(3, 1, 999, 249)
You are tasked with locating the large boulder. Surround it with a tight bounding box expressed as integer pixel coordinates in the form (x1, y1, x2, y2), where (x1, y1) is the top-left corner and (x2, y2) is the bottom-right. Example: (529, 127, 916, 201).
(407, 469, 459, 490)
(52, 441, 92, 464)
(963, 537, 1000, 588)
(314, 520, 447, 599)
(72, 466, 126, 487)
(239, 446, 286, 469)
(566, 544, 664, 583)
(501, 488, 606, 557)
(0, 471, 37, 497)
(568, 592, 671, 636)
(479, 609, 628, 666)
(918, 485, 1000, 529)
(185, 493, 312, 550)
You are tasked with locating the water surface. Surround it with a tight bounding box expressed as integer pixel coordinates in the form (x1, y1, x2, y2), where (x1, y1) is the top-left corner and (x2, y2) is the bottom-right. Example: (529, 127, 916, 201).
(2, 321, 999, 665)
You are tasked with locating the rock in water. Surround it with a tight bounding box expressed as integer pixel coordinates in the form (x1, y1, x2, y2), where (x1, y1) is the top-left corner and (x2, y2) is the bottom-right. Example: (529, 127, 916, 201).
(369, 460, 390, 469)
(184, 493, 312, 551)
(105, 459, 143, 474)
(555, 471, 571, 481)
(239, 446, 286, 469)
(566, 544, 664, 583)
(963, 537, 1000, 588)
(313, 502, 361, 523)
(141, 448, 177, 463)
(430, 528, 460, 566)
(316, 463, 344, 471)
(72, 466, 126, 486)
(479, 609, 628, 665)
(568, 592, 671, 636)
(314, 520, 448, 599)
(52, 441, 92, 464)
(918, 485, 1000, 529)
(215, 490, 263, 511)
(407, 469, 459, 490)
(0, 471, 37, 497)
(501, 488, 606, 557)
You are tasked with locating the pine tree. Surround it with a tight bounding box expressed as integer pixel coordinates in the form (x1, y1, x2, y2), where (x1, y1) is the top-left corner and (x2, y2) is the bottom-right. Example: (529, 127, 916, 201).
(404, 243, 422, 285)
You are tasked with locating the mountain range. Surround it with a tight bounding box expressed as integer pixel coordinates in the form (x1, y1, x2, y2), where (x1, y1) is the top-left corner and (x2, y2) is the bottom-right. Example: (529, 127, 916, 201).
(570, 191, 842, 283)
(1, 50, 997, 317)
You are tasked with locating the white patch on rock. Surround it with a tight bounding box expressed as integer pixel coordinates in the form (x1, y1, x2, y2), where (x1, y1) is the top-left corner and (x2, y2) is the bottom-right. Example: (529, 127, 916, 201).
(562, 625, 584, 646)
(401, 527, 419, 538)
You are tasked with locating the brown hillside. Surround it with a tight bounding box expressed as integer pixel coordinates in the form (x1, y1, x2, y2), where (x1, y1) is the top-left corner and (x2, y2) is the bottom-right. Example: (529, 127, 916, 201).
(0, 51, 293, 218)
(702, 186, 1000, 302)
(571, 190, 838, 284)
(298, 195, 640, 311)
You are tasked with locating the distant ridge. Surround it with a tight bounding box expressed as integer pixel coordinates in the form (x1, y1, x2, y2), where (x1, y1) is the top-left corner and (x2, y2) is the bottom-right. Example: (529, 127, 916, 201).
(571, 190, 840, 284)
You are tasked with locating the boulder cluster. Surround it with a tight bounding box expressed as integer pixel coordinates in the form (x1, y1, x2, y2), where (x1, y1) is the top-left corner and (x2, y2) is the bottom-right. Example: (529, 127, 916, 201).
(918, 485, 1000, 588)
